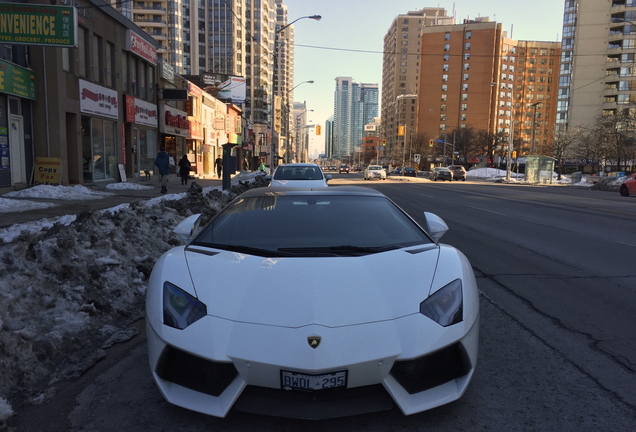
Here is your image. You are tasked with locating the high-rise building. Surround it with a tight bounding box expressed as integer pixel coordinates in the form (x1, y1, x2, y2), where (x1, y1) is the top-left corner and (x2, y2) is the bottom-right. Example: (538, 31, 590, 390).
(381, 8, 454, 162)
(333, 78, 379, 157)
(112, 0, 290, 134)
(417, 19, 560, 158)
(557, 0, 636, 129)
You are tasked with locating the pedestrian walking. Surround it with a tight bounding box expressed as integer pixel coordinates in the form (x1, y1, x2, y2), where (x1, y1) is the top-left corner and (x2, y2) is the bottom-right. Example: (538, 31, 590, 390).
(178, 155, 191, 185)
(154, 147, 171, 194)
(215, 155, 223, 178)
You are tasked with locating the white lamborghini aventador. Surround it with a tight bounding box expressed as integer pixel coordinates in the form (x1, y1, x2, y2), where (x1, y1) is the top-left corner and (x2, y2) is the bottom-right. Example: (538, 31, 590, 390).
(146, 186, 480, 419)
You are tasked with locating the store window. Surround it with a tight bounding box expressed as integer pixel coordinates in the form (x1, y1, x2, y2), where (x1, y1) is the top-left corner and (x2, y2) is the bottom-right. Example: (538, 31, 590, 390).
(82, 117, 117, 181)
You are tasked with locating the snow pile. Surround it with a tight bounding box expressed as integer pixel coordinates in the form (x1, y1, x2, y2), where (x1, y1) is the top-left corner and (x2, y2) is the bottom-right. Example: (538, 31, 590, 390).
(0, 174, 268, 425)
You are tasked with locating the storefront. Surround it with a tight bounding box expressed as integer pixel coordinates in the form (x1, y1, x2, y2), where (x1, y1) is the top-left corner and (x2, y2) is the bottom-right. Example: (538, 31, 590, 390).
(80, 80, 120, 182)
(0, 60, 36, 189)
(125, 96, 158, 178)
(159, 104, 189, 173)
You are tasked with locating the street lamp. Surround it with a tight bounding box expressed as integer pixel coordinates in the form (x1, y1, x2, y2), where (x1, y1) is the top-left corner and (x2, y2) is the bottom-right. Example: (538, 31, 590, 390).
(530, 102, 542, 155)
(270, 15, 321, 171)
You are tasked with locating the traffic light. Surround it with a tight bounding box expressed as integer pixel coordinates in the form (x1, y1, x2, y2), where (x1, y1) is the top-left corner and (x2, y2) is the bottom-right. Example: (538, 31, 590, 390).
(512, 150, 517, 159)
(315, 125, 321, 135)
(429, 139, 434, 147)
(398, 126, 405, 136)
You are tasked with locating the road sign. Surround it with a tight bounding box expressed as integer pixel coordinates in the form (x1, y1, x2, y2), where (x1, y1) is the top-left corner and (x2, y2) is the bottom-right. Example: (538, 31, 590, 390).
(414, 154, 421, 163)
(434, 140, 445, 143)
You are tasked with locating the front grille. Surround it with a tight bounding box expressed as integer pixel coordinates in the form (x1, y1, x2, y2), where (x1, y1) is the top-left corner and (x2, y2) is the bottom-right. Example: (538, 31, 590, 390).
(233, 384, 394, 419)
(390, 343, 471, 394)
(156, 346, 237, 396)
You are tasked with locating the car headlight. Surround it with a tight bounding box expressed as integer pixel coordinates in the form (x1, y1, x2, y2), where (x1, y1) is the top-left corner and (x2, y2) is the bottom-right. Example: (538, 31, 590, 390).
(419, 279, 463, 327)
(163, 282, 207, 330)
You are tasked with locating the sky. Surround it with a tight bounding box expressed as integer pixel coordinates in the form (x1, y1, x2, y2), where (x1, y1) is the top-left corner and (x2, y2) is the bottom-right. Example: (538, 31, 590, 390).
(0, 169, 624, 424)
(282, 0, 565, 157)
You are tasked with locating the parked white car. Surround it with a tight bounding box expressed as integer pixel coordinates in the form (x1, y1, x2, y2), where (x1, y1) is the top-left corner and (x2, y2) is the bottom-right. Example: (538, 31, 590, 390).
(364, 165, 387, 180)
(146, 187, 480, 419)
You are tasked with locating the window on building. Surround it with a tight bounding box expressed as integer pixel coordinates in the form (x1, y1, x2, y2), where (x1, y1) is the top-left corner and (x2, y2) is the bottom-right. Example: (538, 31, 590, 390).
(78, 26, 87, 78)
(462, 93, 468, 101)
(442, 74, 448, 82)
(442, 84, 448, 92)
(463, 73, 469, 81)
(464, 63, 470, 70)
(465, 42, 471, 50)
(443, 64, 449, 71)
(444, 44, 450, 51)
(461, 103, 467, 111)
(444, 54, 450, 61)
(91, 34, 102, 83)
(462, 84, 468, 91)
(62, 48, 72, 73)
(105, 42, 115, 88)
(444, 32, 451, 41)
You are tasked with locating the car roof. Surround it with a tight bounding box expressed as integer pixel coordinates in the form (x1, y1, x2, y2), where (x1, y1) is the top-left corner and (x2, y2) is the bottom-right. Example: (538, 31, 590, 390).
(275, 163, 319, 168)
(239, 186, 386, 199)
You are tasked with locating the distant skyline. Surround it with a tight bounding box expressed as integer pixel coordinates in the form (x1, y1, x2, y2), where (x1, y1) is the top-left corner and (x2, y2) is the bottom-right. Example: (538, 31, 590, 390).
(282, 0, 565, 158)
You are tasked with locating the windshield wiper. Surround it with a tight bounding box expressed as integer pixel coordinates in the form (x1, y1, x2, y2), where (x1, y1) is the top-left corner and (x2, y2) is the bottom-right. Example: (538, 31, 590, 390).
(278, 245, 403, 256)
(189, 243, 293, 257)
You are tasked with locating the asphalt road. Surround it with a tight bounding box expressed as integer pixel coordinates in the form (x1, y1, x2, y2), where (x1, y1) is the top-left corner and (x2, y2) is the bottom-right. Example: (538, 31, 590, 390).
(12, 175, 636, 431)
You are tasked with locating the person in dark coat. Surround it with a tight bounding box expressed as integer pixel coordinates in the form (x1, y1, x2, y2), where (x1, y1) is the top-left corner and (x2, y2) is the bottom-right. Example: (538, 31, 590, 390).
(154, 147, 171, 194)
(215, 156, 223, 178)
(178, 155, 191, 185)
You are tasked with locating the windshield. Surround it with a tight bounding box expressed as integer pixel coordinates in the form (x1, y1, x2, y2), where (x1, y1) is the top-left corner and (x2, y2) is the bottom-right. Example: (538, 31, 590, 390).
(191, 194, 431, 256)
(368, 166, 382, 170)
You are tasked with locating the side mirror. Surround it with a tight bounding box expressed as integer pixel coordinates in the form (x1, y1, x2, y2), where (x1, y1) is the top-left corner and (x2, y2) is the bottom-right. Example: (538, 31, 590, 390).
(264, 175, 272, 180)
(423, 212, 448, 243)
(325, 174, 333, 181)
(173, 214, 202, 243)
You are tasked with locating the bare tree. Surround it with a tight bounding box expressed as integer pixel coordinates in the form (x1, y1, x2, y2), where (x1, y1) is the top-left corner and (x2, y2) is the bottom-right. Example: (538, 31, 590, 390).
(543, 125, 585, 179)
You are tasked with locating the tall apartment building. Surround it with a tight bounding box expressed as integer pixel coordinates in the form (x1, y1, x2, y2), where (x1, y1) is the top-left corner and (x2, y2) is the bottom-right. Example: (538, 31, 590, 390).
(333, 78, 379, 157)
(417, 19, 560, 157)
(557, 0, 636, 130)
(113, 1, 292, 135)
(381, 8, 454, 160)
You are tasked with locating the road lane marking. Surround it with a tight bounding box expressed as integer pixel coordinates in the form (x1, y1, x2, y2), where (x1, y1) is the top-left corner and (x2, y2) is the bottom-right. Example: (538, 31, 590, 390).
(469, 206, 507, 216)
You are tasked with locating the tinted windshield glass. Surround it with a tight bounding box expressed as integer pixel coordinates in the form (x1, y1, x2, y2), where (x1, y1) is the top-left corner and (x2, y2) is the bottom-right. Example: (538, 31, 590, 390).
(192, 194, 431, 254)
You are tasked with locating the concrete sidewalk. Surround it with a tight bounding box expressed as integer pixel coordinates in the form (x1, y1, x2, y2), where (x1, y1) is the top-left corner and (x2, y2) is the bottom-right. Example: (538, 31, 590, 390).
(0, 174, 223, 229)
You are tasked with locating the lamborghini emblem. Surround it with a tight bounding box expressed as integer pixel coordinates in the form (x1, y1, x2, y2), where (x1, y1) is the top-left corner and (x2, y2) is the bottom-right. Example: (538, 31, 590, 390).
(307, 336, 321, 349)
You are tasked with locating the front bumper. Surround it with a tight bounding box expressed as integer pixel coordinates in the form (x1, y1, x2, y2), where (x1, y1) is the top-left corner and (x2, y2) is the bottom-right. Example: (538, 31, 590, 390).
(147, 312, 479, 419)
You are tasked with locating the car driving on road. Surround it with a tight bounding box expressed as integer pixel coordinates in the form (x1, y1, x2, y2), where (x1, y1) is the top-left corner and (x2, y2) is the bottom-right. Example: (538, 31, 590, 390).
(447, 165, 467, 181)
(265, 163, 332, 188)
(430, 167, 453, 181)
(364, 165, 387, 180)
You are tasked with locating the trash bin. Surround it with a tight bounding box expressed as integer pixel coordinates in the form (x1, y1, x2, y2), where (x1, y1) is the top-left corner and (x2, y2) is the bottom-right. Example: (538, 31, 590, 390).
(571, 171, 582, 184)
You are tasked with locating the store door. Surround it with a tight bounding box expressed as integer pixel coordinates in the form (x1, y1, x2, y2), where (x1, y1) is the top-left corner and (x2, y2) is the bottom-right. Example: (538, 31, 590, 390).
(9, 115, 26, 185)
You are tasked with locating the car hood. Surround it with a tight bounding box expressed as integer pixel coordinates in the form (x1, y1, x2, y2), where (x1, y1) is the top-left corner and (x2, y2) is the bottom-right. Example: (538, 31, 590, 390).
(184, 246, 439, 327)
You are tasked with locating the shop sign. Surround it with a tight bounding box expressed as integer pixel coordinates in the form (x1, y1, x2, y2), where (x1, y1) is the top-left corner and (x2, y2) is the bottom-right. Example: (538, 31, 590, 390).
(160, 105, 189, 137)
(159, 58, 174, 83)
(0, 3, 77, 47)
(126, 29, 157, 65)
(134, 98, 158, 127)
(0, 59, 36, 99)
(79, 79, 118, 119)
(190, 120, 203, 140)
(34, 157, 61, 185)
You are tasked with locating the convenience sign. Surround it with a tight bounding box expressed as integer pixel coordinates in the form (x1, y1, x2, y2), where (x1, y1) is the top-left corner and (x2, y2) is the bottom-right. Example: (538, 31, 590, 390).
(0, 2, 77, 47)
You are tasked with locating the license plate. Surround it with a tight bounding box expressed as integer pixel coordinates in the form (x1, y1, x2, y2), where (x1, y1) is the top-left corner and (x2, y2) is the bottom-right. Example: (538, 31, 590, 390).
(281, 370, 347, 391)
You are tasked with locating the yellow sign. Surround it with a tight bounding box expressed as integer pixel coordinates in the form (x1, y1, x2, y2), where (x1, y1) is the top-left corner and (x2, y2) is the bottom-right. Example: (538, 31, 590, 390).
(34, 156, 61, 185)
(398, 125, 405, 136)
